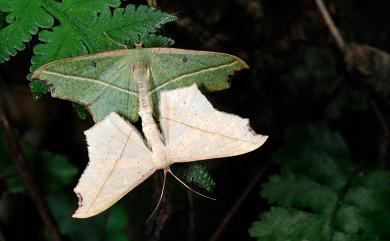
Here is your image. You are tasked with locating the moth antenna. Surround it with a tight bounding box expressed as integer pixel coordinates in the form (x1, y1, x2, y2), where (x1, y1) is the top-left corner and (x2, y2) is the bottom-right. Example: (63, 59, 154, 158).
(167, 168, 216, 201)
(146, 169, 167, 222)
(102, 32, 128, 49)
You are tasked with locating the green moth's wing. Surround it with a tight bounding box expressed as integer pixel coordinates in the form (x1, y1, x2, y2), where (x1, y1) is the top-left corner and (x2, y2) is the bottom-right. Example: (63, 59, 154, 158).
(32, 48, 248, 122)
(145, 48, 248, 116)
(32, 49, 139, 122)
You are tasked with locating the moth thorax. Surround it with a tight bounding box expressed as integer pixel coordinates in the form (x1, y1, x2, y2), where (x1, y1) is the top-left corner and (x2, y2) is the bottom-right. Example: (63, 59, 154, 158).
(152, 148, 169, 170)
(138, 96, 149, 110)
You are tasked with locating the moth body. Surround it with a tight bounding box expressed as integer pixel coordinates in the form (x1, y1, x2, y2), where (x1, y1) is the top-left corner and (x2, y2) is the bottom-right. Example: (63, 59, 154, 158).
(134, 62, 170, 170)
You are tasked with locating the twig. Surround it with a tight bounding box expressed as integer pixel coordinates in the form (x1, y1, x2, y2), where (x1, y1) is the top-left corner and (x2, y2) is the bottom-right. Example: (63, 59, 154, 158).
(187, 191, 195, 241)
(145, 172, 171, 241)
(369, 99, 389, 166)
(146, 0, 157, 7)
(0, 91, 63, 241)
(208, 160, 271, 241)
(315, 0, 346, 51)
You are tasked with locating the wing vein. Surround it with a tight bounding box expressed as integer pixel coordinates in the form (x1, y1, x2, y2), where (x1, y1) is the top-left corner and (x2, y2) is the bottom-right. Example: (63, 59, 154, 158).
(86, 129, 132, 212)
(42, 70, 137, 96)
(160, 116, 258, 144)
(150, 61, 238, 94)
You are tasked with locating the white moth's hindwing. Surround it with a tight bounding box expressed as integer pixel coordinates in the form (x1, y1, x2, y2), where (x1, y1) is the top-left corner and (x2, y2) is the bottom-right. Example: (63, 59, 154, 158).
(73, 113, 155, 218)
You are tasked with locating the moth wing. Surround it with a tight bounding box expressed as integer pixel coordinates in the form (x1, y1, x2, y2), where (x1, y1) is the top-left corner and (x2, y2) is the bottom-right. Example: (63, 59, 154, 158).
(159, 84, 268, 163)
(73, 112, 155, 218)
(31, 50, 139, 122)
(146, 48, 249, 116)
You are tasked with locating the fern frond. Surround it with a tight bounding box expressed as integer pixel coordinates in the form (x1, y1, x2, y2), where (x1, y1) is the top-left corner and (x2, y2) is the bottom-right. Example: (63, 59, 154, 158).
(249, 123, 390, 241)
(0, 0, 176, 98)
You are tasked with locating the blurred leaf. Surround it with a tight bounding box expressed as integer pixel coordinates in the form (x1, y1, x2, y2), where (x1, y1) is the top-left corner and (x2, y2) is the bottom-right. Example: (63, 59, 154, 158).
(47, 192, 129, 241)
(344, 44, 390, 98)
(283, 46, 337, 95)
(326, 86, 368, 119)
(5, 176, 25, 193)
(0, 133, 23, 193)
(249, 123, 390, 241)
(0, 133, 77, 193)
(41, 151, 78, 191)
(106, 206, 129, 241)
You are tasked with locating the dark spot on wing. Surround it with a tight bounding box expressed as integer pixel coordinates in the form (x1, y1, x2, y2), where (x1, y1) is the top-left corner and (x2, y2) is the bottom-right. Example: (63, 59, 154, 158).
(76, 192, 83, 207)
(91, 61, 97, 67)
(247, 121, 256, 135)
(182, 56, 188, 63)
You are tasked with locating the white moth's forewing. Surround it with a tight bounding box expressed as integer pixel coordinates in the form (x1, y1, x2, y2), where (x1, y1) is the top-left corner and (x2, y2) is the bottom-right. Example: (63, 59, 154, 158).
(160, 85, 268, 163)
(73, 113, 155, 218)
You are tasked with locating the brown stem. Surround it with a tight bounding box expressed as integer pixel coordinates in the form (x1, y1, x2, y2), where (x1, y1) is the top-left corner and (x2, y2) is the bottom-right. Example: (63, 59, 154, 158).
(208, 161, 271, 241)
(187, 191, 195, 241)
(315, 0, 346, 51)
(0, 93, 63, 241)
(146, 0, 157, 7)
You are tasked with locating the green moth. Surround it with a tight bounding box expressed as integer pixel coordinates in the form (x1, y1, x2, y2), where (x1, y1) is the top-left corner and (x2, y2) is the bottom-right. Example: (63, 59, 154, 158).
(32, 48, 248, 122)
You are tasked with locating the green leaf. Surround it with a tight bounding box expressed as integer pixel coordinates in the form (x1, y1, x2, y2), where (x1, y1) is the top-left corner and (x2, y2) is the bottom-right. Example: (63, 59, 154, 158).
(1, 132, 78, 193)
(175, 164, 216, 192)
(29, 79, 50, 100)
(140, 34, 175, 48)
(0, 1, 176, 96)
(47, 192, 129, 241)
(0, 12, 5, 28)
(30, 3, 176, 72)
(32, 48, 248, 122)
(5, 176, 25, 193)
(249, 207, 329, 241)
(73, 103, 88, 120)
(249, 123, 390, 241)
(261, 174, 337, 215)
(41, 151, 78, 191)
(106, 206, 128, 233)
(0, 132, 24, 193)
(274, 122, 353, 190)
(0, 0, 54, 63)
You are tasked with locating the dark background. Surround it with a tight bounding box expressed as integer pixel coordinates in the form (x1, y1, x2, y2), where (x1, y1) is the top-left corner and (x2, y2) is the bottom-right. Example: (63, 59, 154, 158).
(1, 0, 390, 240)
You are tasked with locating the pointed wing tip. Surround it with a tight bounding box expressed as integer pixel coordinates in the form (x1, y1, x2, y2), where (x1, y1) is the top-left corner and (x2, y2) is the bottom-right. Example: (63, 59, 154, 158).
(243, 134, 268, 155)
(31, 70, 49, 85)
(72, 211, 87, 219)
(31, 66, 44, 78)
(72, 189, 97, 219)
(72, 192, 87, 218)
(255, 134, 268, 148)
(72, 209, 96, 219)
(237, 58, 249, 69)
